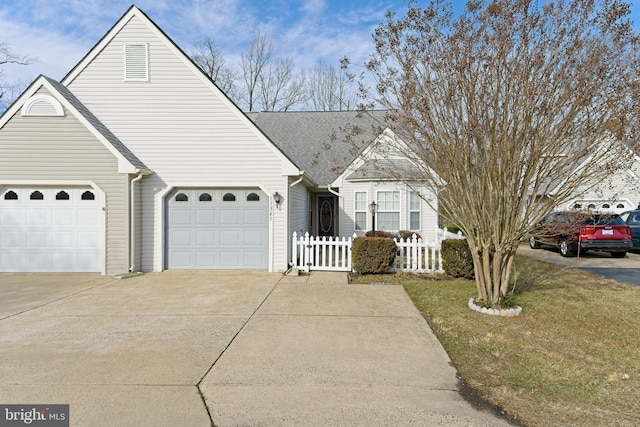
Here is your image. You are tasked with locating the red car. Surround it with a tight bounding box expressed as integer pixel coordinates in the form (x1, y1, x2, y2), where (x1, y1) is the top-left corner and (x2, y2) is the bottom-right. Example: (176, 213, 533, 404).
(529, 211, 632, 258)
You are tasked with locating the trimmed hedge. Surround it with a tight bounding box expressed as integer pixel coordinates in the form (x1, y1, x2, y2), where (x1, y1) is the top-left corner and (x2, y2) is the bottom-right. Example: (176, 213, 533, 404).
(352, 237, 397, 274)
(364, 230, 422, 240)
(441, 239, 474, 279)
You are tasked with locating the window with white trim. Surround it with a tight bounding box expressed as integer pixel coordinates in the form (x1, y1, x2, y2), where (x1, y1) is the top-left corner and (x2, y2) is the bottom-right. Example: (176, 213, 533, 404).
(409, 192, 421, 231)
(124, 44, 149, 81)
(354, 192, 367, 231)
(377, 191, 400, 231)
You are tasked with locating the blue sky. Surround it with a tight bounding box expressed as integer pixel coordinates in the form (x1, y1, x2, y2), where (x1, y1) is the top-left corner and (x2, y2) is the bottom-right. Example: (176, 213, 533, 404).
(0, 0, 403, 91)
(1, 0, 640, 100)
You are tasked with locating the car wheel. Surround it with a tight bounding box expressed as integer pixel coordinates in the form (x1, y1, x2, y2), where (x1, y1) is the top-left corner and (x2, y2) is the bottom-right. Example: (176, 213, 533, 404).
(559, 238, 576, 257)
(610, 251, 627, 258)
(529, 236, 541, 249)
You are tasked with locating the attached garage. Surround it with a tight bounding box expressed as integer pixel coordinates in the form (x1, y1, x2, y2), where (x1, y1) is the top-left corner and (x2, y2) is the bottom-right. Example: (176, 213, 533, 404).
(166, 188, 269, 269)
(0, 187, 102, 272)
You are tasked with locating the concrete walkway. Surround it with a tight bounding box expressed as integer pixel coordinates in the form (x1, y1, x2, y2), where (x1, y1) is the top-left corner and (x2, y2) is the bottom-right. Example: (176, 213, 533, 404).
(0, 271, 511, 426)
(201, 271, 510, 426)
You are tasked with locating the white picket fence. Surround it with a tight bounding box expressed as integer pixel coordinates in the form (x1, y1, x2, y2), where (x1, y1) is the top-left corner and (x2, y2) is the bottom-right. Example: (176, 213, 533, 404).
(290, 230, 462, 273)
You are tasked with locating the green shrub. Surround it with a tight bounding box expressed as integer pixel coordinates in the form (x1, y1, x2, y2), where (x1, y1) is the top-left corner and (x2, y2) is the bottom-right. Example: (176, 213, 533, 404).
(440, 239, 474, 279)
(352, 237, 397, 274)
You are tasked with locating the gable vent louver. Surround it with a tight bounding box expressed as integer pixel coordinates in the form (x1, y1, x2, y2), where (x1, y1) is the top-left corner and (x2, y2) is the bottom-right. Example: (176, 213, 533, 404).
(21, 94, 64, 117)
(124, 44, 149, 81)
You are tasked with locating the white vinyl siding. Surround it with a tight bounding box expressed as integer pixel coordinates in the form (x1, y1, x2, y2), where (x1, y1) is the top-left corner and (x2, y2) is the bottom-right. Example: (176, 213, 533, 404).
(376, 190, 400, 231)
(66, 15, 296, 272)
(354, 191, 367, 231)
(0, 89, 130, 275)
(288, 178, 309, 236)
(124, 44, 149, 81)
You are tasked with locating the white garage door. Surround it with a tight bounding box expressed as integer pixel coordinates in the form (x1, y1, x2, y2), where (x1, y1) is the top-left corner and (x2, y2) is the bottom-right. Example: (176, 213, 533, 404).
(167, 188, 269, 269)
(0, 187, 102, 272)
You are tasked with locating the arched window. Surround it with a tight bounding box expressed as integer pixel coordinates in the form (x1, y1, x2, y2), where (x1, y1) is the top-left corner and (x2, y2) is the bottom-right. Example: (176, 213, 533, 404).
(81, 191, 95, 200)
(199, 193, 212, 202)
(175, 193, 188, 202)
(588, 203, 596, 209)
(222, 193, 236, 202)
(30, 191, 44, 200)
(56, 191, 70, 200)
(3, 191, 18, 200)
(573, 203, 582, 209)
(246, 192, 260, 202)
(617, 203, 625, 209)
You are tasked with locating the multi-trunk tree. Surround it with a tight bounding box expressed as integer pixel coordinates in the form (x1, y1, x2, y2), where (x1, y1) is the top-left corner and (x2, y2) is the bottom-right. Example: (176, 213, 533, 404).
(354, 0, 640, 306)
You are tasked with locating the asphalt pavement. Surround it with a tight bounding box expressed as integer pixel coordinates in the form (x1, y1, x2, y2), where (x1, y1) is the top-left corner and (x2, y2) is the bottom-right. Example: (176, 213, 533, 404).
(518, 245, 640, 286)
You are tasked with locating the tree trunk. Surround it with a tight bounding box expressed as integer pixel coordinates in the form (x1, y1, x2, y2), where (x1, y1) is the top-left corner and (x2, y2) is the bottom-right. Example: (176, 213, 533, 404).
(470, 244, 516, 306)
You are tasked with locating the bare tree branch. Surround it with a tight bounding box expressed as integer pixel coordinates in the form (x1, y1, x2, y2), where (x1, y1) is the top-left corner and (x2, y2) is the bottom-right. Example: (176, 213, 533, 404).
(353, 0, 640, 305)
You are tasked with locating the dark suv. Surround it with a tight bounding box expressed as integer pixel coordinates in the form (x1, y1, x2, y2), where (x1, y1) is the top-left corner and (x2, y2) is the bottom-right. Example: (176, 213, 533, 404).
(529, 211, 632, 258)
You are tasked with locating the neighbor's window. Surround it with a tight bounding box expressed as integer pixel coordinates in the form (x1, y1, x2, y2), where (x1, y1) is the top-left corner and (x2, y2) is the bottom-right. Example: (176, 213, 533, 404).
(354, 192, 367, 231)
(409, 192, 421, 231)
(376, 191, 400, 231)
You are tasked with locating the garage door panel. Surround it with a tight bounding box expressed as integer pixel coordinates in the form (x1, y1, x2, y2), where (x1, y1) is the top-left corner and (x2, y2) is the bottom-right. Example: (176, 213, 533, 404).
(196, 210, 215, 225)
(196, 251, 216, 267)
(1, 208, 22, 225)
(167, 188, 268, 269)
(77, 209, 99, 226)
(220, 230, 240, 245)
(0, 187, 102, 273)
(171, 230, 192, 246)
(196, 230, 216, 246)
(27, 231, 49, 248)
(0, 231, 23, 248)
(52, 231, 74, 248)
(26, 209, 48, 225)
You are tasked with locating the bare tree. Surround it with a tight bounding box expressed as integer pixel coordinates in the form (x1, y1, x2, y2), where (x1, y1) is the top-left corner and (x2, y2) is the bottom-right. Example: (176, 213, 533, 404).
(355, 0, 640, 306)
(241, 32, 273, 111)
(306, 58, 357, 111)
(1, 42, 33, 108)
(189, 37, 240, 101)
(258, 57, 307, 111)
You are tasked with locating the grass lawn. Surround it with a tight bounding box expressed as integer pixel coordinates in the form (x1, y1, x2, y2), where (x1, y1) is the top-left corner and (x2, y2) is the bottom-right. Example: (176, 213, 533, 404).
(354, 254, 640, 426)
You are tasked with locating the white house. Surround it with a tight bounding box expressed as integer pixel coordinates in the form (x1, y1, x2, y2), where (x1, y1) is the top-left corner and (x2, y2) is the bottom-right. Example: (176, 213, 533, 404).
(0, 6, 439, 275)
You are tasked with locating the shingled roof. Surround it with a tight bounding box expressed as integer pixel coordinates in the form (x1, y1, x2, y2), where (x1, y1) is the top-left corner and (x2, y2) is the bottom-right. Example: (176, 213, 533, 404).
(247, 110, 389, 186)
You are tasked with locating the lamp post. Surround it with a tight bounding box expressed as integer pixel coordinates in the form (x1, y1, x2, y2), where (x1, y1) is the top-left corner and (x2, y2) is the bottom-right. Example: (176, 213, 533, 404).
(369, 201, 377, 237)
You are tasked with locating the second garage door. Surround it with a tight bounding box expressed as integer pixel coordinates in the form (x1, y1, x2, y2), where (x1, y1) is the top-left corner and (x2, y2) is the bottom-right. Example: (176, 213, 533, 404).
(0, 187, 102, 272)
(167, 188, 269, 269)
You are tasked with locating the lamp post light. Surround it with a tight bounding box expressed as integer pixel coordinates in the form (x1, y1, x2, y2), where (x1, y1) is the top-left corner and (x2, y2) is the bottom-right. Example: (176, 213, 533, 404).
(369, 201, 377, 237)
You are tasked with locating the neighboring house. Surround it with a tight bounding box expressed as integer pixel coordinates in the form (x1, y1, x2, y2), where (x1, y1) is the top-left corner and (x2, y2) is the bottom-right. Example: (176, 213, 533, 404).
(0, 6, 439, 275)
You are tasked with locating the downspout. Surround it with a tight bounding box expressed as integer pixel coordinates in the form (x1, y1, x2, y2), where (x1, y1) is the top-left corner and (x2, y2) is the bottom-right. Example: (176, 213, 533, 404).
(129, 172, 145, 272)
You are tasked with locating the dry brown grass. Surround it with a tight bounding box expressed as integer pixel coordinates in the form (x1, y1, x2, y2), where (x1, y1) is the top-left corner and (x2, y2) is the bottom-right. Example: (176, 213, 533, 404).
(357, 255, 640, 426)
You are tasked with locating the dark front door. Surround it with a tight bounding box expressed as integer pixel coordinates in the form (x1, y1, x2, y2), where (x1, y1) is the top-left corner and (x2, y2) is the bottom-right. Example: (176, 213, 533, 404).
(318, 195, 336, 237)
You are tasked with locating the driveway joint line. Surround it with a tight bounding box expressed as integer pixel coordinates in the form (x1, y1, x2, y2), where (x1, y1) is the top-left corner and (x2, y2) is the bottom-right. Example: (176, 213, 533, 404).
(195, 275, 284, 426)
(0, 278, 114, 321)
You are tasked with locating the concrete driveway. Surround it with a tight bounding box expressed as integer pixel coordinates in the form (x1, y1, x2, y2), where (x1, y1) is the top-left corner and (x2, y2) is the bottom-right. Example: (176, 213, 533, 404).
(0, 271, 511, 426)
(519, 245, 640, 286)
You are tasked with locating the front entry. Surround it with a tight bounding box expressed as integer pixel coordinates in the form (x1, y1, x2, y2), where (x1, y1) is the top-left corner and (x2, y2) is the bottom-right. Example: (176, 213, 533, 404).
(317, 195, 336, 237)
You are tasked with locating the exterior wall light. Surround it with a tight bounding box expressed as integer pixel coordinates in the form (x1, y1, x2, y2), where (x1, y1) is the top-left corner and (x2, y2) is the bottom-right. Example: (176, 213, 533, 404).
(273, 191, 282, 207)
